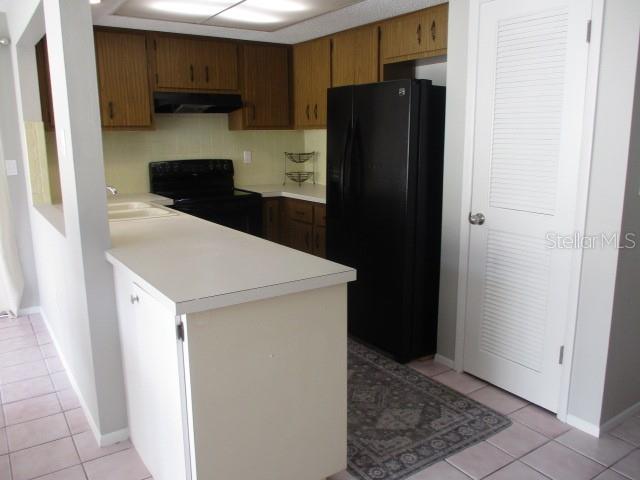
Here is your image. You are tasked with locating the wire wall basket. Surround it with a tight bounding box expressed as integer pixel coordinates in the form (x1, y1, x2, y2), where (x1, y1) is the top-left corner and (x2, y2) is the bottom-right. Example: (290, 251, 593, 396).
(283, 152, 317, 186)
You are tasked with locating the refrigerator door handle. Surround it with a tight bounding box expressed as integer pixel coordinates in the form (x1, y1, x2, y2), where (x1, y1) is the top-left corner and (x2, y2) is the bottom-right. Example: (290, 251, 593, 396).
(351, 119, 361, 202)
(341, 121, 354, 210)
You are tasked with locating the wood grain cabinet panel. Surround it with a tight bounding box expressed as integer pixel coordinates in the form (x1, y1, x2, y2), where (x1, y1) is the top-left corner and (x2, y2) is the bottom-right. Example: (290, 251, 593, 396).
(424, 3, 449, 53)
(153, 35, 196, 90)
(278, 199, 326, 257)
(313, 204, 326, 258)
(193, 39, 239, 91)
(287, 199, 314, 224)
(287, 219, 314, 254)
(152, 34, 239, 92)
(331, 25, 380, 87)
(262, 198, 281, 243)
(313, 226, 326, 258)
(293, 38, 331, 128)
(311, 37, 331, 127)
(230, 44, 291, 130)
(381, 4, 448, 63)
(95, 30, 152, 128)
(35, 38, 55, 130)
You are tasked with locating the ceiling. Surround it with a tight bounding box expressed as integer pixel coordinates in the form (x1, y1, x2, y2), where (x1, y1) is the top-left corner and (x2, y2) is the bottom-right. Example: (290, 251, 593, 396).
(93, 0, 444, 44)
(114, 0, 366, 32)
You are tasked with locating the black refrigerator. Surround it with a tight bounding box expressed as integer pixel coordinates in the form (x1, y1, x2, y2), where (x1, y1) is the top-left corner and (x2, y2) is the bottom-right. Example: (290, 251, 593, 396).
(326, 79, 446, 363)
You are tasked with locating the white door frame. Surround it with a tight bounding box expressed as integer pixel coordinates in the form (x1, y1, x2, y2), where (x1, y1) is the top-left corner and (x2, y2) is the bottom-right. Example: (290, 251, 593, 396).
(453, 0, 605, 424)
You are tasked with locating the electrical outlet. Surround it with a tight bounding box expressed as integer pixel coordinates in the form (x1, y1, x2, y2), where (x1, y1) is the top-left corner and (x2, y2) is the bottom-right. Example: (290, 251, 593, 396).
(243, 151, 252, 165)
(5, 160, 18, 176)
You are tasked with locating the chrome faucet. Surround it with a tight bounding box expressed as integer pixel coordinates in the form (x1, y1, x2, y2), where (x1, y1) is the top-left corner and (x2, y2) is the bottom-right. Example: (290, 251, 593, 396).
(106, 186, 118, 196)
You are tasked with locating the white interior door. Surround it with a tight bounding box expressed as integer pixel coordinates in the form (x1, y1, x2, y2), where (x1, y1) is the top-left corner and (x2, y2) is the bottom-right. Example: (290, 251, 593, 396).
(463, 0, 593, 412)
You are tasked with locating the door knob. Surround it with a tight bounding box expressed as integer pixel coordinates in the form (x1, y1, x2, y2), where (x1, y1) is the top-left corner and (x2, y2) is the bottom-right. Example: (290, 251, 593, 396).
(469, 212, 486, 225)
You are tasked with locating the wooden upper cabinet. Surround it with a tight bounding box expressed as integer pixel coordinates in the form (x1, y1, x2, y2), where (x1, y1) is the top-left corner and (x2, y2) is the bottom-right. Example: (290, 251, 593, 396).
(94, 30, 152, 128)
(331, 25, 379, 87)
(293, 41, 313, 128)
(193, 39, 239, 91)
(294, 37, 331, 128)
(424, 3, 448, 53)
(381, 3, 448, 63)
(152, 34, 239, 92)
(153, 35, 195, 90)
(229, 43, 291, 130)
(35, 38, 55, 130)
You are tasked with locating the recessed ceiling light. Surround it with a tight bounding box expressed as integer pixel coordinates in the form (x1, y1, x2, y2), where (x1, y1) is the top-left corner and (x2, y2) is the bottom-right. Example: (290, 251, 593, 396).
(150, 1, 230, 17)
(243, 0, 307, 12)
(216, 7, 282, 24)
(89, 0, 102, 4)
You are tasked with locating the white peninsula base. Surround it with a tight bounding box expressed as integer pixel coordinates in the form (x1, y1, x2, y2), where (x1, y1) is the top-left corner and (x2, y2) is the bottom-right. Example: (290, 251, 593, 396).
(113, 265, 348, 480)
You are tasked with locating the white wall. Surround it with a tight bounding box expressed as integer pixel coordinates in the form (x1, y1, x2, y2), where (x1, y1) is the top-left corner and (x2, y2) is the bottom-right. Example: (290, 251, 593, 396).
(436, 0, 469, 363)
(6, 0, 127, 444)
(599, 25, 640, 425)
(415, 61, 448, 87)
(0, 12, 39, 310)
(567, 0, 640, 429)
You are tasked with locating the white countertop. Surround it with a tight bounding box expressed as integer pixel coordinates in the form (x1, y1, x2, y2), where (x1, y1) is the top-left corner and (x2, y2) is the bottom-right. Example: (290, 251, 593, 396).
(107, 211, 355, 315)
(239, 184, 326, 204)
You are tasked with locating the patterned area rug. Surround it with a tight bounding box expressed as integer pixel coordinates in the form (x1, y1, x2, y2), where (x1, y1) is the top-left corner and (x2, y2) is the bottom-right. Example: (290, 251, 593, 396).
(348, 340, 511, 480)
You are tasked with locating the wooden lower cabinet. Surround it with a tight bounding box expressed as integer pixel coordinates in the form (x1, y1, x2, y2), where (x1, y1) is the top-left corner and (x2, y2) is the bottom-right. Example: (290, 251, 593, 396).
(313, 226, 326, 258)
(287, 219, 314, 254)
(263, 198, 326, 258)
(262, 198, 281, 243)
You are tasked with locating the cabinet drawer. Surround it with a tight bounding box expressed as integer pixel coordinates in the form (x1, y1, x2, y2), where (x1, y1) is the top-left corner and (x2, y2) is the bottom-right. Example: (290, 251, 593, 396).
(287, 200, 314, 224)
(314, 204, 326, 227)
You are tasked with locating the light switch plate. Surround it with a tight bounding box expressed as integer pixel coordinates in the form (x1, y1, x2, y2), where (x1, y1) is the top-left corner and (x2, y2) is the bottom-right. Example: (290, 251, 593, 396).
(5, 160, 18, 176)
(243, 151, 252, 165)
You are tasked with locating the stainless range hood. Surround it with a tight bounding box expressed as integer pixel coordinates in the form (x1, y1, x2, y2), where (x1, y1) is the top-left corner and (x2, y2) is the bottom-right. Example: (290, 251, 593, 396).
(154, 92, 243, 114)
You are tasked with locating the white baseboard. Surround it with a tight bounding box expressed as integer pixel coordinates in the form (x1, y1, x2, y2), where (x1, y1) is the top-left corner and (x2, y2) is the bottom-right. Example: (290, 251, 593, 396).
(434, 354, 455, 369)
(34, 308, 130, 447)
(599, 401, 640, 435)
(18, 306, 41, 316)
(99, 427, 130, 447)
(566, 414, 601, 437)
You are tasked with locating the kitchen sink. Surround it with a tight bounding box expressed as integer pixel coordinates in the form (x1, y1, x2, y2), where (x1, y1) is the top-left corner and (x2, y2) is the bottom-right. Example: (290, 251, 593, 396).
(109, 206, 178, 221)
(108, 201, 152, 212)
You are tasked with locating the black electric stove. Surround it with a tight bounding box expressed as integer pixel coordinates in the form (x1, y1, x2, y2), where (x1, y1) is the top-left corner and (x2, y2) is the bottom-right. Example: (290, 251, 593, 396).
(149, 159, 262, 236)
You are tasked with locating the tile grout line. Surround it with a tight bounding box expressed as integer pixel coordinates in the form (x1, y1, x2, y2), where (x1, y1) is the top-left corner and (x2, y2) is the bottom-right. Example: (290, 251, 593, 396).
(63, 402, 90, 480)
(0, 370, 56, 389)
(608, 447, 640, 479)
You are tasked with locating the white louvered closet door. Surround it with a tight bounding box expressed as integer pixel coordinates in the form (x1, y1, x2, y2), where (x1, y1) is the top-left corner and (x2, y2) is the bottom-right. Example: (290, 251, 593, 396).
(463, 0, 593, 412)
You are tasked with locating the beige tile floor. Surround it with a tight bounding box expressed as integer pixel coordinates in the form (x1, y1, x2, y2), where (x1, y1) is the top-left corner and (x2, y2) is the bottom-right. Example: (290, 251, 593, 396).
(2, 313, 639, 480)
(329, 356, 640, 480)
(0, 314, 151, 480)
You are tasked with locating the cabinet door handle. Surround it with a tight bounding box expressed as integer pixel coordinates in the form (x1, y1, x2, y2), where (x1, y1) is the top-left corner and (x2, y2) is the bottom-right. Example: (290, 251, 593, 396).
(306, 105, 310, 120)
(431, 20, 436, 41)
(190, 64, 194, 82)
(417, 23, 422, 44)
(130, 294, 140, 304)
(108, 101, 114, 120)
(314, 104, 318, 120)
(205, 65, 210, 83)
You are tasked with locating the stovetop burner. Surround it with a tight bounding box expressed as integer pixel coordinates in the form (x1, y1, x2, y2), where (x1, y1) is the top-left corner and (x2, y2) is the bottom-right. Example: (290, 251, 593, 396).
(149, 159, 263, 235)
